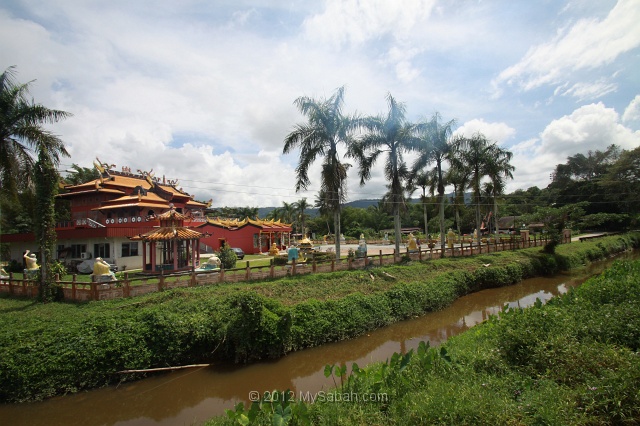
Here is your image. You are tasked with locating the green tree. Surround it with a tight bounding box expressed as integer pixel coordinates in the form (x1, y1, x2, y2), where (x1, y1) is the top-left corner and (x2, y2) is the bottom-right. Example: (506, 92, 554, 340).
(352, 93, 415, 254)
(294, 198, 310, 237)
(0, 66, 71, 301)
(283, 86, 358, 259)
(485, 145, 514, 234)
(452, 133, 505, 242)
(413, 112, 457, 256)
(63, 163, 99, 185)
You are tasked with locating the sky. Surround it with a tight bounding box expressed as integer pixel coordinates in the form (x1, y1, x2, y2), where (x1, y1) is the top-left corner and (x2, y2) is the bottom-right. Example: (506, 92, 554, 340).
(1, 0, 639, 208)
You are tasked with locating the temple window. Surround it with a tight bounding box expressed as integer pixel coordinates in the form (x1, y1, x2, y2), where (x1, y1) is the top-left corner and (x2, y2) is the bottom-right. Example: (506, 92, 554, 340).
(94, 243, 110, 258)
(121, 242, 139, 257)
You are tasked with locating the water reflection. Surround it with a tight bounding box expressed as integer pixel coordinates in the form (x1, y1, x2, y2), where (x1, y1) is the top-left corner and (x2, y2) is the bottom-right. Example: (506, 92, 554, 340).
(2, 253, 633, 426)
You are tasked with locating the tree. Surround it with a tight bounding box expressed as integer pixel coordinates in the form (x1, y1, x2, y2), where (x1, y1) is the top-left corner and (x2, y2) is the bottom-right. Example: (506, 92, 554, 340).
(63, 163, 99, 185)
(484, 145, 514, 234)
(446, 165, 469, 235)
(352, 93, 415, 254)
(283, 86, 358, 259)
(0, 66, 71, 301)
(294, 198, 310, 237)
(413, 112, 457, 256)
(412, 170, 438, 237)
(451, 132, 501, 243)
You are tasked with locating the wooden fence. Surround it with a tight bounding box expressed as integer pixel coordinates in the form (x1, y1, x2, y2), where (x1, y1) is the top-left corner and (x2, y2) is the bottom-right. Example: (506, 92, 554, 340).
(0, 234, 556, 302)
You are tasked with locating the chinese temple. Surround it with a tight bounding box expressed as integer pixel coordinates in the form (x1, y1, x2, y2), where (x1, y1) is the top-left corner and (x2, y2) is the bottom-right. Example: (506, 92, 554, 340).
(197, 217, 293, 255)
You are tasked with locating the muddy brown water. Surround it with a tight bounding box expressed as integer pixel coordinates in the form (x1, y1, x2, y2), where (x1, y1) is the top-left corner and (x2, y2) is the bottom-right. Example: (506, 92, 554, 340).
(2, 251, 636, 426)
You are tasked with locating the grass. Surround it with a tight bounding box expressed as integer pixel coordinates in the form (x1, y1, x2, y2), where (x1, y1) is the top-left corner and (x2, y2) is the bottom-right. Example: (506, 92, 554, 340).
(207, 257, 640, 425)
(0, 233, 638, 403)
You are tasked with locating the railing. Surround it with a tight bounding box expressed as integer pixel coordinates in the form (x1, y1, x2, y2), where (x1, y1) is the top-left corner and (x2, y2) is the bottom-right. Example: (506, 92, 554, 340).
(0, 235, 553, 302)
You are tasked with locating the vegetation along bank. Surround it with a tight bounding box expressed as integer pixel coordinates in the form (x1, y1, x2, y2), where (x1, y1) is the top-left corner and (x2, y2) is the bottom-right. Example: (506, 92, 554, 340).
(209, 256, 640, 425)
(1, 233, 638, 403)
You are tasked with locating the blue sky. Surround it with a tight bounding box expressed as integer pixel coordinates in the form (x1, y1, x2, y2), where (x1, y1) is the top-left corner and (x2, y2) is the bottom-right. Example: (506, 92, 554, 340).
(1, 0, 639, 207)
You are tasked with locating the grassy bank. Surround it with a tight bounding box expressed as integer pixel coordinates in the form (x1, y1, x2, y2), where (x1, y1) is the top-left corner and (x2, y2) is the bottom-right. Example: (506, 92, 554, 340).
(1, 233, 638, 403)
(208, 257, 640, 425)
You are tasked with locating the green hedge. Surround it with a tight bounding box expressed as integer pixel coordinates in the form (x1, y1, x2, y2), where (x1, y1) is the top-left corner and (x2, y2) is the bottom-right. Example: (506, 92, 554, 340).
(1, 233, 638, 403)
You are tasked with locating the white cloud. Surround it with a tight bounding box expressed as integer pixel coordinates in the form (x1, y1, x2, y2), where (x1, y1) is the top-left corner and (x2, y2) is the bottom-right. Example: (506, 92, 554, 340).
(453, 119, 516, 145)
(302, 0, 436, 47)
(560, 79, 618, 101)
(508, 102, 640, 192)
(622, 95, 640, 123)
(492, 0, 640, 97)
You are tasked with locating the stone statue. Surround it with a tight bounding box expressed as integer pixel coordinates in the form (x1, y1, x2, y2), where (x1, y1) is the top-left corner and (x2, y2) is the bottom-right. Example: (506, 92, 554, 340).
(473, 229, 478, 240)
(355, 234, 367, 258)
(268, 243, 279, 256)
(206, 255, 221, 268)
(287, 245, 299, 262)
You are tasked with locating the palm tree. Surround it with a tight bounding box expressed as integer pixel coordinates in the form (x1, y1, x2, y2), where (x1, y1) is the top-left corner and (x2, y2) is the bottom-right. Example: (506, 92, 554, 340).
(446, 165, 470, 235)
(351, 93, 414, 255)
(1, 67, 70, 198)
(412, 169, 438, 238)
(283, 86, 357, 258)
(451, 132, 497, 242)
(485, 146, 515, 234)
(413, 112, 457, 256)
(294, 197, 310, 238)
(1, 66, 71, 301)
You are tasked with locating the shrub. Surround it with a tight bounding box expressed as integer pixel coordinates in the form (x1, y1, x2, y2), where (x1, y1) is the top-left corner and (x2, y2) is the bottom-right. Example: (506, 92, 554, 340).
(218, 246, 237, 269)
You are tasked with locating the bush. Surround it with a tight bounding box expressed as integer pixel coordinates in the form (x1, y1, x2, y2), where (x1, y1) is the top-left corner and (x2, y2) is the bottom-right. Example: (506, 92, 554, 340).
(218, 246, 237, 269)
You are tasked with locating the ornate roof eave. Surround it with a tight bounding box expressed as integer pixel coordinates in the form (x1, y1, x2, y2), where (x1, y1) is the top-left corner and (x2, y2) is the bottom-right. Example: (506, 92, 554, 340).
(131, 226, 204, 241)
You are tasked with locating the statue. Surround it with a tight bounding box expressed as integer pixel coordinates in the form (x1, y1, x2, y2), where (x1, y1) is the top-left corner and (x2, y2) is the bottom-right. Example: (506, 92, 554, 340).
(355, 234, 367, 258)
(0, 267, 7, 278)
(407, 233, 418, 251)
(473, 229, 478, 240)
(24, 250, 39, 271)
(287, 245, 299, 262)
(340, 233, 346, 243)
(383, 232, 389, 244)
(91, 257, 116, 282)
(268, 243, 279, 256)
(206, 255, 221, 268)
(447, 228, 456, 249)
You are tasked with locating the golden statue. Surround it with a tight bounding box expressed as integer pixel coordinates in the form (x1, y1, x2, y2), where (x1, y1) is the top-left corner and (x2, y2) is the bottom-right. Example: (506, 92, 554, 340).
(447, 228, 456, 249)
(268, 243, 279, 256)
(92, 258, 111, 276)
(23, 250, 39, 270)
(407, 233, 418, 251)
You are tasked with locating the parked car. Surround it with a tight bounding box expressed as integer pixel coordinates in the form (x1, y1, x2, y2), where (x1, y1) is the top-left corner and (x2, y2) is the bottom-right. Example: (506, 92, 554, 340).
(231, 248, 245, 259)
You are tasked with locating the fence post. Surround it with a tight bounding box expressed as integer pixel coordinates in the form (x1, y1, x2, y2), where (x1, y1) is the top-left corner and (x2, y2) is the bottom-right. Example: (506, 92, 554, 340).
(71, 274, 77, 300)
(158, 272, 165, 292)
(348, 257, 352, 270)
(190, 268, 196, 287)
(331, 259, 335, 272)
(292, 259, 296, 276)
(419, 248, 422, 261)
(91, 281, 98, 301)
(312, 260, 317, 273)
(8, 272, 14, 295)
(124, 272, 130, 296)
(245, 264, 250, 280)
(379, 250, 383, 266)
(270, 261, 275, 279)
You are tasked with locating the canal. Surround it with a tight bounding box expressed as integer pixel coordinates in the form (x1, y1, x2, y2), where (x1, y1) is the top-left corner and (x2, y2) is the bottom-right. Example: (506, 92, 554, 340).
(2, 251, 635, 425)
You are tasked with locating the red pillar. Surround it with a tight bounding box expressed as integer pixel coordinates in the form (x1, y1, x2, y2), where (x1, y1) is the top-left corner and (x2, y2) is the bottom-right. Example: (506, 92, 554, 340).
(142, 240, 147, 271)
(173, 239, 178, 271)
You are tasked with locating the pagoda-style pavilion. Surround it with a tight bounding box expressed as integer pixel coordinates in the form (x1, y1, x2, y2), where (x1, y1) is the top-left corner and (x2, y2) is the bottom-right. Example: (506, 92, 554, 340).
(132, 207, 205, 274)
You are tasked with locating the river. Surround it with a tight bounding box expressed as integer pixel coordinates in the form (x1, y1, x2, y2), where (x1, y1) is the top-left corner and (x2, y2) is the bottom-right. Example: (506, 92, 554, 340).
(2, 251, 635, 425)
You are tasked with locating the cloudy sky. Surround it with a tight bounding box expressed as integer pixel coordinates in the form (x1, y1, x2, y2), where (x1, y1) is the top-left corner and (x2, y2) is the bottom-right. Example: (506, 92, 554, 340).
(2, 0, 639, 208)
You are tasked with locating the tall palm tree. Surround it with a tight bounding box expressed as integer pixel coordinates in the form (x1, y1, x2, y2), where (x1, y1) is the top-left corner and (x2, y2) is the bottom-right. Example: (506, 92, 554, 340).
(451, 132, 495, 242)
(485, 145, 514, 234)
(412, 169, 438, 238)
(351, 93, 415, 254)
(1, 66, 71, 301)
(283, 86, 357, 258)
(446, 165, 470, 235)
(413, 112, 457, 256)
(294, 197, 310, 238)
(1, 67, 70, 198)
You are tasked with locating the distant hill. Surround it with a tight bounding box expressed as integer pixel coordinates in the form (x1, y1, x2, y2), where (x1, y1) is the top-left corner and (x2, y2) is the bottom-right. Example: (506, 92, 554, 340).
(255, 194, 473, 219)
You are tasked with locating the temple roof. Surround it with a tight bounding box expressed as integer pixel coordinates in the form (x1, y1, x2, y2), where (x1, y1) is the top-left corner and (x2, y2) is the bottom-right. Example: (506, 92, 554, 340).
(131, 226, 204, 241)
(201, 217, 292, 231)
